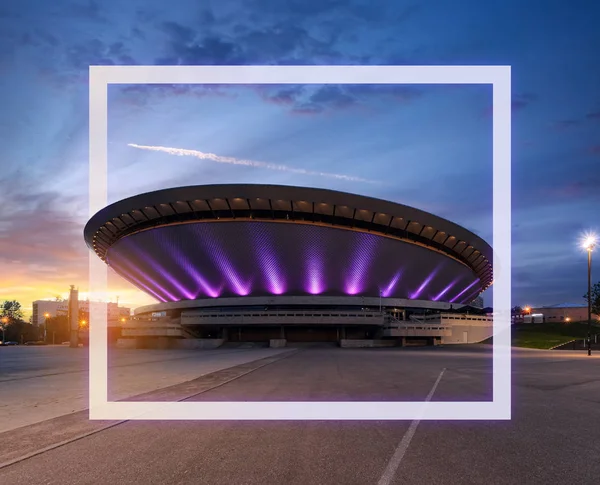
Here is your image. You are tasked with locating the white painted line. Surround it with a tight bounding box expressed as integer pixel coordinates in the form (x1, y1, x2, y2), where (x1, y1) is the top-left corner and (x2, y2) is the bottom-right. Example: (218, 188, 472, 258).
(377, 368, 446, 485)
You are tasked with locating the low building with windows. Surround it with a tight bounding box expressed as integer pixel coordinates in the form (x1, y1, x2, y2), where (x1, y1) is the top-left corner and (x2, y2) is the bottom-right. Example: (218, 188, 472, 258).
(32, 299, 130, 326)
(530, 303, 598, 323)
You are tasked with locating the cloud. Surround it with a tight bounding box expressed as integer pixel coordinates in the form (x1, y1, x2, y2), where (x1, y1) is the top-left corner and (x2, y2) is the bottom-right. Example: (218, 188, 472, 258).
(551, 119, 581, 130)
(113, 83, 235, 107)
(549, 111, 600, 130)
(511, 93, 536, 110)
(253, 83, 423, 115)
(140, 6, 426, 111)
(62, 0, 108, 24)
(0, 173, 153, 309)
(585, 110, 600, 120)
(482, 92, 537, 117)
(128, 143, 384, 184)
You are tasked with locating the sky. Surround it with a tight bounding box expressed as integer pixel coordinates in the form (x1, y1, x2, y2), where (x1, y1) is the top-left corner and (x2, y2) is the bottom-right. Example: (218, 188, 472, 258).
(0, 0, 599, 316)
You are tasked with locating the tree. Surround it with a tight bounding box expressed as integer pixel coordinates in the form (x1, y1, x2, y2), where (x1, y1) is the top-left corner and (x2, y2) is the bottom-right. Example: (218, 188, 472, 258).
(45, 315, 69, 344)
(583, 282, 600, 316)
(512, 306, 523, 314)
(1, 300, 24, 321)
(0, 300, 35, 343)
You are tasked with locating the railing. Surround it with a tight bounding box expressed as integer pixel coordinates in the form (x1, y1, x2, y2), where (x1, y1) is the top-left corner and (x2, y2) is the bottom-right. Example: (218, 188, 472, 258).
(409, 314, 425, 325)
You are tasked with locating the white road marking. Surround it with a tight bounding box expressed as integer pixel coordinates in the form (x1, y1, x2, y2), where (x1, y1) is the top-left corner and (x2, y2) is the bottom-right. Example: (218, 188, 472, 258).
(377, 368, 446, 485)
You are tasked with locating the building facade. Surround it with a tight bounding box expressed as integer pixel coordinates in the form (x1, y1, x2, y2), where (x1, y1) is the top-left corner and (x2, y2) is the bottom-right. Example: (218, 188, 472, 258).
(530, 303, 599, 323)
(32, 300, 130, 326)
(84, 184, 494, 347)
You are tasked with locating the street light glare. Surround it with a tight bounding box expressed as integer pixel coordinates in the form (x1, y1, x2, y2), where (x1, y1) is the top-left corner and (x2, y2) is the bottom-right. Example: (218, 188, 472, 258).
(581, 233, 597, 251)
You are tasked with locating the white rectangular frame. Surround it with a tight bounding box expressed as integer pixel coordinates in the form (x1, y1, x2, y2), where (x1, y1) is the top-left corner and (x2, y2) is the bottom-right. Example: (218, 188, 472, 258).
(89, 65, 511, 420)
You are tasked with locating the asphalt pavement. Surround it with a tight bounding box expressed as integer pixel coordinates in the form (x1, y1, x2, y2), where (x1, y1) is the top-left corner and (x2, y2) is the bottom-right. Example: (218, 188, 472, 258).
(1, 345, 600, 484)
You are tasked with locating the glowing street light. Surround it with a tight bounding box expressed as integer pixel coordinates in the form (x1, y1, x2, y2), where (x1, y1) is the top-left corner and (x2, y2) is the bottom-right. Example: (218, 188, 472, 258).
(43, 313, 50, 343)
(80, 320, 87, 327)
(582, 233, 596, 356)
(582, 235, 597, 252)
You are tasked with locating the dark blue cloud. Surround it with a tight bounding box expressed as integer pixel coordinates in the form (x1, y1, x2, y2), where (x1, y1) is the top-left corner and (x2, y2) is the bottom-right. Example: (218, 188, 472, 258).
(1, 0, 600, 309)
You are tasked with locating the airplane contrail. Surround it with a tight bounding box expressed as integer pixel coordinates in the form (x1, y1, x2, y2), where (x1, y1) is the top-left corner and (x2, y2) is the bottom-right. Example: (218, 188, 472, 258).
(128, 143, 381, 184)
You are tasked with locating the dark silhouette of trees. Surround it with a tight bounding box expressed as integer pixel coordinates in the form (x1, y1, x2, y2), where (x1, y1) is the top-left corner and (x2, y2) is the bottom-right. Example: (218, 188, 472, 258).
(1, 300, 39, 343)
(583, 282, 600, 316)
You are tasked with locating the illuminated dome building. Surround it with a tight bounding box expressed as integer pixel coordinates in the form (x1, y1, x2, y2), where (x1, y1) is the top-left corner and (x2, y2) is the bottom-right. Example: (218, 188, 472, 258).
(84, 185, 493, 346)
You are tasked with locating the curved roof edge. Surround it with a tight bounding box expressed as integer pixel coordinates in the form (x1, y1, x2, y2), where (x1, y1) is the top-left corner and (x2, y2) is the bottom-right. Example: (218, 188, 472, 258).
(84, 184, 493, 289)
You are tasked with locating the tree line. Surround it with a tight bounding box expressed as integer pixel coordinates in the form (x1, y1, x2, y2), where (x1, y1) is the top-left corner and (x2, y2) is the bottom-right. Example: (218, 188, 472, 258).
(0, 299, 79, 344)
(0, 300, 40, 343)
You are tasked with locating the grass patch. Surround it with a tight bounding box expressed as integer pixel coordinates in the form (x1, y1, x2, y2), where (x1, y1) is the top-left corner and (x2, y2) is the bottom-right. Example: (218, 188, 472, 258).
(512, 322, 593, 349)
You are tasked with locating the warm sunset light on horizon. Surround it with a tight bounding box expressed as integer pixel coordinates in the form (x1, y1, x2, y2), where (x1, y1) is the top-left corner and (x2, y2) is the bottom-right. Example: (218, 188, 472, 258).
(3, 282, 157, 318)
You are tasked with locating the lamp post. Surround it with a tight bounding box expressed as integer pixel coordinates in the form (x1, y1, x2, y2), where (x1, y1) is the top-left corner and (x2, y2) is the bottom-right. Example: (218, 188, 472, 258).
(583, 235, 596, 356)
(0, 316, 8, 344)
(44, 313, 50, 344)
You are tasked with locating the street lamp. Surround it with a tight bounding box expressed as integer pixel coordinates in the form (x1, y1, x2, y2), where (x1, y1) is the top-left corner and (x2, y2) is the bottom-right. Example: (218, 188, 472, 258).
(44, 313, 50, 343)
(583, 234, 596, 356)
(0, 316, 8, 344)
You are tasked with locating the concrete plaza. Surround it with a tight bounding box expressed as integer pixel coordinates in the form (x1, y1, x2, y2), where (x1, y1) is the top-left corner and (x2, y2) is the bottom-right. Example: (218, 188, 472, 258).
(0, 345, 289, 433)
(1, 345, 600, 484)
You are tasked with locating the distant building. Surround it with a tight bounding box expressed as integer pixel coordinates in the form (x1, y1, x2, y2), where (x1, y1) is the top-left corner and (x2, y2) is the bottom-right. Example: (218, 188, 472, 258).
(470, 296, 484, 309)
(530, 303, 599, 323)
(32, 300, 130, 326)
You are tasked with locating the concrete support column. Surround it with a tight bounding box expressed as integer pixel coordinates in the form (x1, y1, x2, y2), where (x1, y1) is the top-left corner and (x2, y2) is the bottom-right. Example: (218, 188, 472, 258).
(280, 326, 285, 338)
(222, 327, 228, 341)
(68, 285, 79, 348)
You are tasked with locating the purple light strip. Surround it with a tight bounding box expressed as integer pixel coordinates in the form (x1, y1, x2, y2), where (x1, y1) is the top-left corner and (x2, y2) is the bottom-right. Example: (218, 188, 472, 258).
(303, 226, 326, 295)
(410, 268, 438, 300)
(307, 255, 325, 295)
(260, 249, 286, 294)
(190, 224, 251, 296)
(381, 271, 402, 298)
(464, 288, 483, 305)
(432, 278, 460, 302)
(170, 247, 222, 298)
(113, 265, 168, 303)
(133, 246, 196, 300)
(109, 249, 179, 301)
(345, 233, 379, 295)
(450, 279, 480, 303)
(248, 225, 286, 295)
